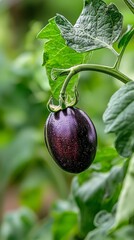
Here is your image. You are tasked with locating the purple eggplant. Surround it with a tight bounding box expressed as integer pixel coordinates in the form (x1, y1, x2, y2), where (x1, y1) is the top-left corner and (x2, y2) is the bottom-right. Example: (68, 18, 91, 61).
(45, 107, 97, 173)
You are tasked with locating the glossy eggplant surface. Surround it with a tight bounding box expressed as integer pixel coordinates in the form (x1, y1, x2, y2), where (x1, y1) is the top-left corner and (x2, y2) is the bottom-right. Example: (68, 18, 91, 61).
(45, 107, 97, 173)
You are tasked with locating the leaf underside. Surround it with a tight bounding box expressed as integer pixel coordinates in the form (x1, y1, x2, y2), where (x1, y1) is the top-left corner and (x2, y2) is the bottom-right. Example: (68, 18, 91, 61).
(55, 0, 123, 53)
(103, 81, 134, 158)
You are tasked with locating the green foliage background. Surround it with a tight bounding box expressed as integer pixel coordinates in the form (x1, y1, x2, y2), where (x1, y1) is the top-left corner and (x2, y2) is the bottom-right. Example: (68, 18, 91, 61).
(0, 0, 134, 239)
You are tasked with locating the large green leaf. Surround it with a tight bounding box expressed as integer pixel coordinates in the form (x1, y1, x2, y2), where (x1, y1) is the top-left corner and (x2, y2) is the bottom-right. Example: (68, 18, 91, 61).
(103, 81, 134, 157)
(71, 164, 125, 237)
(114, 154, 134, 228)
(55, 0, 123, 53)
(37, 18, 84, 99)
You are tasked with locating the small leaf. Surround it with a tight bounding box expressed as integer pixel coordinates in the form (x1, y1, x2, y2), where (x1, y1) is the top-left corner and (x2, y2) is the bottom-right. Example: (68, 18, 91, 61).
(55, 0, 123, 53)
(37, 18, 84, 99)
(94, 210, 114, 228)
(103, 81, 134, 158)
(123, 0, 134, 14)
(118, 25, 134, 49)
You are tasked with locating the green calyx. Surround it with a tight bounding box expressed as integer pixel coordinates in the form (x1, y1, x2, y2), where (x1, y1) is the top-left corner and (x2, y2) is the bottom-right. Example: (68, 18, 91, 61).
(47, 87, 79, 112)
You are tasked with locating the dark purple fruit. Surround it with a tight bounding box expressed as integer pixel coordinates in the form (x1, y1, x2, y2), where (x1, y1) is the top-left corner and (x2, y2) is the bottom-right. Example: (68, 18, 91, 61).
(45, 107, 97, 173)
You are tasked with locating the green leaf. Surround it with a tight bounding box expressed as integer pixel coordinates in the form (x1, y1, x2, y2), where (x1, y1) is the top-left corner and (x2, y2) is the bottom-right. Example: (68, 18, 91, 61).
(118, 25, 134, 49)
(115, 130, 134, 159)
(37, 18, 84, 99)
(103, 81, 134, 158)
(84, 228, 112, 240)
(52, 211, 78, 240)
(94, 210, 114, 228)
(114, 154, 134, 228)
(51, 199, 79, 240)
(33, 199, 78, 240)
(123, 0, 134, 14)
(1, 207, 37, 240)
(85, 225, 134, 240)
(19, 168, 47, 211)
(112, 225, 134, 240)
(93, 147, 124, 172)
(71, 165, 125, 237)
(55, 0, 123, 53)
(27, 219, 53, 240)
(0, 128, 39, 186)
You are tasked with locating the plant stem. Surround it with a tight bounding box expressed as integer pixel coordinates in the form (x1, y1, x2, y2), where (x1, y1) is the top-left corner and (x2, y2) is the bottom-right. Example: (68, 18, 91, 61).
(115, 48, 128, 70)
(60, 70, 75, 100)
(60, 64, 132, 98)
(109, 46, 119, 56)
(123, 0, 134, 14)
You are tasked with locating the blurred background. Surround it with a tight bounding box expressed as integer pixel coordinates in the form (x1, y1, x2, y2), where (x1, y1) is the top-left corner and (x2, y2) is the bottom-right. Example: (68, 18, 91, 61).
(0, 0, 133, 238)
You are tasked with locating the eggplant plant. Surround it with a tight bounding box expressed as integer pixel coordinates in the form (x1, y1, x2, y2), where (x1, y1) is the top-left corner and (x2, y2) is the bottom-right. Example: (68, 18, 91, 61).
(2, 1, 134, 240)
(36, 0, 134, 239)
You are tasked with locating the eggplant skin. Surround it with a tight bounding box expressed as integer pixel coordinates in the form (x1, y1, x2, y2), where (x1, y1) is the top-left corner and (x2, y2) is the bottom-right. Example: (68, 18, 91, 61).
(45, 107, 97, 173)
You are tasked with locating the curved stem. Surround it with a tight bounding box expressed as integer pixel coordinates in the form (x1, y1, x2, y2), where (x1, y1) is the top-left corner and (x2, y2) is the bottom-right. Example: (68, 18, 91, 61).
(60, 64, 132, 99)
(60, 70, 75, 100)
